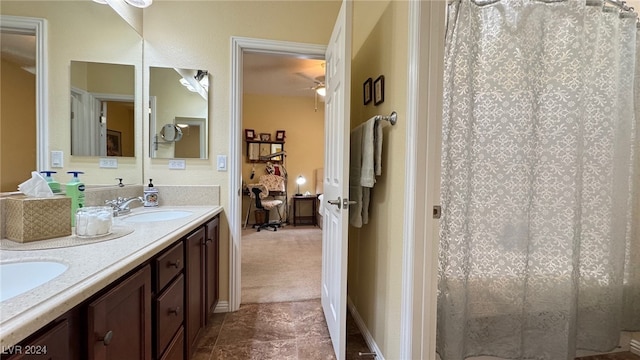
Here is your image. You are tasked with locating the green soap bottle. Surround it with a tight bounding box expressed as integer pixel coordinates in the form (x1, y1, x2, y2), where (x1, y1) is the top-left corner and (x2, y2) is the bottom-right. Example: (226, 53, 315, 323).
(40, 171, 61, 193)
(66, 171, 85, 226)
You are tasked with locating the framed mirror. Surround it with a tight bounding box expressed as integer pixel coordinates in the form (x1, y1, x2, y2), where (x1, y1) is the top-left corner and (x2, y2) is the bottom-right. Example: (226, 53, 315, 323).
(70, 60, 135, 157)
(149, 66, 209, 159)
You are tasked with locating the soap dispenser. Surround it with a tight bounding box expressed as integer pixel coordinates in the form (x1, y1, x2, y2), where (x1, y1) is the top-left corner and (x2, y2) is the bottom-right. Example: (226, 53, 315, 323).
(40, 171, 61, 193)
(144, 179, 159, 207)
(66, 171, 85, 226)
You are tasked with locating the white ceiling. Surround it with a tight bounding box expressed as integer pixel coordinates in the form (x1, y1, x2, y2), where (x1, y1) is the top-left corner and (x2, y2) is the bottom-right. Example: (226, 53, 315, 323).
(242, 52, 325, 98)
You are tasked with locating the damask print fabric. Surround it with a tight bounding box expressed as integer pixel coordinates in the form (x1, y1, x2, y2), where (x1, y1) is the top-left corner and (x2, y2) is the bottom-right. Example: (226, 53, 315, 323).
(437, 0, 639, 359)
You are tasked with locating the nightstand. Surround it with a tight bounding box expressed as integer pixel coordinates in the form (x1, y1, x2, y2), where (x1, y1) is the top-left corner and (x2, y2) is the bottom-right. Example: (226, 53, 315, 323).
(292, 195, 317, 226)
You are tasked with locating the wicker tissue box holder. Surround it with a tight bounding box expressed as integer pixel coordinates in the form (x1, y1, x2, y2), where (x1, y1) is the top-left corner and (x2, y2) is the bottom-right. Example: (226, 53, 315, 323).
(5, 195, 72, 242)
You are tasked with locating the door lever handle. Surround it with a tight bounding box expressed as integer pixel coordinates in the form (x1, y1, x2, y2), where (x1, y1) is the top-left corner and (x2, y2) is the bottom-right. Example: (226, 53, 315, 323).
(327, 197, 356, 209)
(328, 197, 342, 209)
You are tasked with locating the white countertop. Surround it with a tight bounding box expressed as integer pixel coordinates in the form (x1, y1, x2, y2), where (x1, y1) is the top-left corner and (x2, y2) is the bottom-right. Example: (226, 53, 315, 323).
(0, 205, 223, 348)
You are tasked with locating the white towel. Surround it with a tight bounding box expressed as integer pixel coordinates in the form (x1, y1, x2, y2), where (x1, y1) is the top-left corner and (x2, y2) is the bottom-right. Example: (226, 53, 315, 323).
(349, 117, 384, 227)
(349, 124, 365, 227)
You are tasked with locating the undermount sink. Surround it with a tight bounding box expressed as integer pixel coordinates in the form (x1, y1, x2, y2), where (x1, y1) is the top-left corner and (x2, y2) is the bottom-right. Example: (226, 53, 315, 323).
(0, 261, 68, 302)
(122, 210, 193, 223)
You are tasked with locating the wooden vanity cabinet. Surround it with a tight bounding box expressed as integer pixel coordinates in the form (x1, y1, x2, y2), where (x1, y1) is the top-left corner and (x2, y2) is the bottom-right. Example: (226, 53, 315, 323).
(87, 264, 152, 360)
(185, 216, 220, 358)
(185, 227, 205, 358)
(205, 216, 220, 318)
(3, 214, 220, 360)
(153, 241, 185, 360)
(0, 310, 83, 360)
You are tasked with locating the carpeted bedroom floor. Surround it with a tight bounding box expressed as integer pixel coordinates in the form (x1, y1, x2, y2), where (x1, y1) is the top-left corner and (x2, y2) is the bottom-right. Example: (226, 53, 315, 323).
(241, 226, 322, 304)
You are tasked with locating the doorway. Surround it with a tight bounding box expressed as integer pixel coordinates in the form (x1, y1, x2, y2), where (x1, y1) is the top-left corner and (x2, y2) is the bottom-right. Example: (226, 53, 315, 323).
(239, 50, 326, 305)
(228, 37, 327, 311)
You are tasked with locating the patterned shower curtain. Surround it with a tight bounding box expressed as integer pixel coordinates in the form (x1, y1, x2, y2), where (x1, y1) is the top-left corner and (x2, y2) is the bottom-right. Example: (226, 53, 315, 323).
(438, 0, 639, 359)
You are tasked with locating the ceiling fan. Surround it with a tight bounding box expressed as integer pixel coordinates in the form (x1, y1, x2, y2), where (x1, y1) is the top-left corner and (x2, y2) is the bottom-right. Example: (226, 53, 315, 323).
(296, 73, 326, 111)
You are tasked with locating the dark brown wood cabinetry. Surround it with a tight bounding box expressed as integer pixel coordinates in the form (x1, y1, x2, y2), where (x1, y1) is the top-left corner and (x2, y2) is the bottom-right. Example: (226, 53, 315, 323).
(2, 320, 70, 360)
(205, 217, 220, 317)
(2, 214, 220, 360)
(185, 217, 220, 358)
(185, 227, 205, 358)
(87, 264, 152, 360)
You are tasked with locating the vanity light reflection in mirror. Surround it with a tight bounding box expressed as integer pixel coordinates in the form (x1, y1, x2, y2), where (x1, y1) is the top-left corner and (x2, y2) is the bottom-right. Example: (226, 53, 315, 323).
(149, 67, 209, 159)
(70, 60, 135, 157)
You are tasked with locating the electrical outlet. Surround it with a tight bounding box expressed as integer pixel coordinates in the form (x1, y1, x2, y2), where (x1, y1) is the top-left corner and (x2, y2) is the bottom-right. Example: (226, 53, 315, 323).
(99, 158, 118, 169)
(51, 151, 63, 168)
(168, 159, 186, 170)
(217, 155, 227, 171)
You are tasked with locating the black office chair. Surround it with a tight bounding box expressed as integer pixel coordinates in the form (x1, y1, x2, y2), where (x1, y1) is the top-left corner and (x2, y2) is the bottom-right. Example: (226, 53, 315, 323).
(250, 184, 281, 232)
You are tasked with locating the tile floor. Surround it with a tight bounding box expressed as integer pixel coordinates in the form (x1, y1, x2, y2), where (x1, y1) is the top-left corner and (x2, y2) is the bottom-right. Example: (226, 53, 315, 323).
(190, 299, 373, 360)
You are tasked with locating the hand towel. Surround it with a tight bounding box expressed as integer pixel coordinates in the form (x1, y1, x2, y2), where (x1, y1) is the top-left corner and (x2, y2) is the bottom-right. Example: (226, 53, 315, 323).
(360, 117, 377, 188)
(349, 124, 364, 227)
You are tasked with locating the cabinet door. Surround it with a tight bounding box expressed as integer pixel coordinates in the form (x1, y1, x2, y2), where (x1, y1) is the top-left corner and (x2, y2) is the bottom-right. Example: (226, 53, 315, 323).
(205, 216, 219, 318)
(5, 320, 69, 360)
(87, 265, 151, 360)
(185, 227, 205, 358)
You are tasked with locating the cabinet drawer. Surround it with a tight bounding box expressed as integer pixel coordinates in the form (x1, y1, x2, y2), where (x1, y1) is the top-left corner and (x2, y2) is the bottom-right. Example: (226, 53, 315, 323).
(155, 241, 184, 291)
(159, 326, 184, 360)
(156, 274, 184, 356)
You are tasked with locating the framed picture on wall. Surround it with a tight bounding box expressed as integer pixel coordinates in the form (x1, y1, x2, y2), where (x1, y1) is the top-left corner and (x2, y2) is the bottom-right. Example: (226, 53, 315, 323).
(107, 129, 122, 156)
(276, 130, 286, 141)
(363, 77, 372, 105)
(374, 75, 385, 106)
(245, 129, 255, 140)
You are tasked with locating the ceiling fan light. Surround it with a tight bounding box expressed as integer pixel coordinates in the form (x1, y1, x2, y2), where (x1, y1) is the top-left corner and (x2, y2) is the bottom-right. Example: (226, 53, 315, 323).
(124, 0, 153, 8)
(316, 86, 326, 97)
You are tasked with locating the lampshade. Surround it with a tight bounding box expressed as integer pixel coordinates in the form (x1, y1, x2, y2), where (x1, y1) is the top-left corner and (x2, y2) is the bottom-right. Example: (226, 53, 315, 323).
(295, 175, 306, 196)
(124, 0, 153, 8)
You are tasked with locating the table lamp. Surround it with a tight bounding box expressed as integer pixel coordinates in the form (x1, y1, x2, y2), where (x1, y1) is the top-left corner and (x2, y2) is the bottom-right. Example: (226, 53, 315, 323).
(295, 175, 306, 196)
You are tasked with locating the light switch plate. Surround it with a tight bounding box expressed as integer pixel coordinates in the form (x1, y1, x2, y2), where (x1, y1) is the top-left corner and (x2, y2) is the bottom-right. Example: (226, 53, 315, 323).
(217, 155, 227, 171)
(168, 159, 186, 170)
(99, 158, 118, 169)
(51, 151, 63, 168)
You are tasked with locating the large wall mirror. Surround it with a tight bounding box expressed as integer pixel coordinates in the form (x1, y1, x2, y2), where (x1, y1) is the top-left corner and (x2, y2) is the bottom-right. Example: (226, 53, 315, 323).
(1, 1, 143, 188)
(149, 66, 209, 159)
(70, 60, 135, 157)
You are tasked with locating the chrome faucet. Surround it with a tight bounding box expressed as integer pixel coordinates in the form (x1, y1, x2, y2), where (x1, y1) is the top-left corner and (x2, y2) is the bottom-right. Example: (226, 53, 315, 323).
(105, 196, 144, 216)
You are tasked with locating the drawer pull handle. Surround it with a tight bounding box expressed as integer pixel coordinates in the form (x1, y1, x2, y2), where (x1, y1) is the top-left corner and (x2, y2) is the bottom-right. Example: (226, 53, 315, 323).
(168, 259, 181, 268)
(168, 306, 181, 315)
(206, 238, 213, 244)
(98, 330, 114, 346)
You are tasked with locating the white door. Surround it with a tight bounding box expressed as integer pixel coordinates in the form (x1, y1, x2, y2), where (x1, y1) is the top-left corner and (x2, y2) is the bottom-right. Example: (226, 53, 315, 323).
(321, 1, 351, 359)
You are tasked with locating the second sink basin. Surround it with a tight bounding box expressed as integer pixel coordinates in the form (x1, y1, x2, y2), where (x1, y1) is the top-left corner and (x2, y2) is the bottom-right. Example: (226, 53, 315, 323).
(0, 261, 68, 302)
(122, 210, 193, 223)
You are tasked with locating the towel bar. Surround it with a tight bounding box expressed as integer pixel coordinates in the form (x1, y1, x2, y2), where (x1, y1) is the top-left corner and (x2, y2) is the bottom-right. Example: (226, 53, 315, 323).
(374, 111, 397, 126)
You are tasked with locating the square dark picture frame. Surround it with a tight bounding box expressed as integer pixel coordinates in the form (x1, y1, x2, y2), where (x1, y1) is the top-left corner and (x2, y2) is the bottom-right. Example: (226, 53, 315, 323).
(245, 129, 255, 140)
(374, 75, 385, 106)
(363, 77, 373, 105)
(106, 129, 122, 156)
(276, 130, 286, 141)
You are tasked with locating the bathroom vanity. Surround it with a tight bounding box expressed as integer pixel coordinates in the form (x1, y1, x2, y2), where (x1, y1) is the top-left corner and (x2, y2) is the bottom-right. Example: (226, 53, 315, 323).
(0, 205, 222, 360)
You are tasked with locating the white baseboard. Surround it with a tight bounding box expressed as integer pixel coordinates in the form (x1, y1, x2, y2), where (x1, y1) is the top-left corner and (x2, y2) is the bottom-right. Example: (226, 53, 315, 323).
(631, 339, 640, 355)
(347, 296, 384, 360)
(214, 300, 230, 313)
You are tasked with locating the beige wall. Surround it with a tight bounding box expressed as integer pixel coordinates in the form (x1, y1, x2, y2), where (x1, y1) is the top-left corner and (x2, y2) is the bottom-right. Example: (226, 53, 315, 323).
(349, 1, 409, 358)
(242, 94, 324, 223)
(1, 59, 36, 192)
